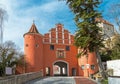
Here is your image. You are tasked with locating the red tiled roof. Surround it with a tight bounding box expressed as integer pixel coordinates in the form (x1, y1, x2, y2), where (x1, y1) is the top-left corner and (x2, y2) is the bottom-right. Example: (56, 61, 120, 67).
(96, 18, 113, 26)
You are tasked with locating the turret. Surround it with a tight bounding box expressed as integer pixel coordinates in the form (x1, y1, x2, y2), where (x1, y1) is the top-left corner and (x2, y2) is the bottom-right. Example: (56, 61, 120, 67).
(24, 23, 43, 72)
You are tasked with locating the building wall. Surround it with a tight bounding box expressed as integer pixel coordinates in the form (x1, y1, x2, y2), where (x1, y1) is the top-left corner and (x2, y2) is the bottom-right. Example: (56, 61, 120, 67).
(24, 34, 44, 72)
(97, 18, 116, 50)
(43, 24, 78, 76)
(108, 77, 120, 84)
(43, 44, 78, 76)
(103, 23, 115, 39)
(97, 19, 115, 39)
(78, 52, 99, 77)
(107, 60, 120, 76)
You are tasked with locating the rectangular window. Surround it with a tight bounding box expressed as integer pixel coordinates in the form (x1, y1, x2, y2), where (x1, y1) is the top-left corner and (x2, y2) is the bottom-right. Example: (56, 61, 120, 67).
(81, 65, 85, 70)
(46, 67, 50, 76)
(50, 45, 54, 50)
(72, 68, 76, 76)
(91, 65, 95, 70)
(66, 46, 70, 51)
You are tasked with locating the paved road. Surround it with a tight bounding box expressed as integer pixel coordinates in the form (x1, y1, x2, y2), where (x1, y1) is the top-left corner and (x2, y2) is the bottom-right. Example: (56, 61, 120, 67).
(25, 77, 97, 84)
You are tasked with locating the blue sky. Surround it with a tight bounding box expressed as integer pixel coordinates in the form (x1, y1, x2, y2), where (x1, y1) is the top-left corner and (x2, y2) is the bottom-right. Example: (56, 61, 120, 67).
(0, 0, 119, 51)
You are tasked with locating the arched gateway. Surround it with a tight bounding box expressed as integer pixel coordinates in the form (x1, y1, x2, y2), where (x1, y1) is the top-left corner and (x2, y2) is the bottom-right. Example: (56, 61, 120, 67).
(22, 23, 99, 77)
(53, 61, 68, 76)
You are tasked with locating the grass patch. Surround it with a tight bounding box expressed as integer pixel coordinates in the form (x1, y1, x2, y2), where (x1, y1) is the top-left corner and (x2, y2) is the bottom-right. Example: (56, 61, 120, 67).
(101, 79, 108, 84)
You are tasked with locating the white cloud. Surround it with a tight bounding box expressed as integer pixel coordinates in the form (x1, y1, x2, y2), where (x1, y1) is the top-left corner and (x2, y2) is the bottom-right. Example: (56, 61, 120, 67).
(0, 0, 34, 51)
(0, 0, 69, 51)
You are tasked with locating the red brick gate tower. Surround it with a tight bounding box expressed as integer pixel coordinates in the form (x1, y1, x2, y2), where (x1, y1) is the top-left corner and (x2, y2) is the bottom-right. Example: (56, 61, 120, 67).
(24, 23, 44, 72)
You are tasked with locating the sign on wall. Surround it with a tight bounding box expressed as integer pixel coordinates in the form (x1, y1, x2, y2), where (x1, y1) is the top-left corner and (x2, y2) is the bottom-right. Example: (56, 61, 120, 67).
(5, 67, 12, 75)
(57, 50, 65, 58)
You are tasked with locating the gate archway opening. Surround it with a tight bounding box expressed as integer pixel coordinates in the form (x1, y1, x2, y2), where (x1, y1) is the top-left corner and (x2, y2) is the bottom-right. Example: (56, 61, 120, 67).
(53, 61, 68, 76)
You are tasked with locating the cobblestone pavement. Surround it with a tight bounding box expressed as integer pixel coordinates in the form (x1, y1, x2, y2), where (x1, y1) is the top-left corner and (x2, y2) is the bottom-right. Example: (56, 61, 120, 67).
(25, 77, 97, 84)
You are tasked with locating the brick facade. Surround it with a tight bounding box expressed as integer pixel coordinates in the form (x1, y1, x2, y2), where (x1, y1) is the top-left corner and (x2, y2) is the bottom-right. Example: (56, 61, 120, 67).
(23, 23, 98, 77)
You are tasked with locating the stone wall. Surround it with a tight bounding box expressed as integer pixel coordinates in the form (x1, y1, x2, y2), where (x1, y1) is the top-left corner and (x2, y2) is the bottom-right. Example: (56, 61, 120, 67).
(107, 60, 120, 76)
(0, 71, 43, 84)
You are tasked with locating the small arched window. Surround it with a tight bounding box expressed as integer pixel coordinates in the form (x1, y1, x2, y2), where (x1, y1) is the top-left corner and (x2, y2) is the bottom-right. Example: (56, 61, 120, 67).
(35, 44, 39, 48)
(26, 44, 28, 47)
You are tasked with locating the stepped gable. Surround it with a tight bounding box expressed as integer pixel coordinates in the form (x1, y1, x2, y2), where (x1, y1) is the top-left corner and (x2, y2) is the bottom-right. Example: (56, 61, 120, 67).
(43, 23, 74, 44)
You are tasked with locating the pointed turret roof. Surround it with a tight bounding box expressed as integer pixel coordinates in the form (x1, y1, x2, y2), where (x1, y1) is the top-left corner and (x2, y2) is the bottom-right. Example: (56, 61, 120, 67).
(28, 23, 39, 33)
(23, 22, 43, 37)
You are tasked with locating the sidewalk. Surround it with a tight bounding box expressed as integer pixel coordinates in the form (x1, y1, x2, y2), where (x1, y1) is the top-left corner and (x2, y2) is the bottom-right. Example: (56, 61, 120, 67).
(74, 77, 97, 84)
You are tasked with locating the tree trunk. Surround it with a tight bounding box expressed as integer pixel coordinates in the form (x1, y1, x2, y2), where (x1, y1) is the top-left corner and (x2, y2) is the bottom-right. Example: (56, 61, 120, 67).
(95, 48, 107, 79)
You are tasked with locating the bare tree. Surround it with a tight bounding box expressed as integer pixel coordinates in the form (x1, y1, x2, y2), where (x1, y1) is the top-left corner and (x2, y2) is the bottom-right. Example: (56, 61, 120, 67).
(108, 4, 120, 33)
(0, 7, 7, 44)
(0, 41, 24, 76)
